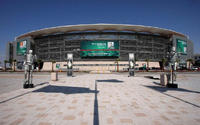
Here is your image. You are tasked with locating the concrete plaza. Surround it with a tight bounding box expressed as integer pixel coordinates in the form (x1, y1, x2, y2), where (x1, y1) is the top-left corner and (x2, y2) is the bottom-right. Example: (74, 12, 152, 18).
(0, 72, 200, 125)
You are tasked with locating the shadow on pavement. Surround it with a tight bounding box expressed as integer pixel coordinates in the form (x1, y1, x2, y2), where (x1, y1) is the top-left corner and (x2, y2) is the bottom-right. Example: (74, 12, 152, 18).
(144, 76, 160, 80)
(151, 82, 200, 94)
(0, 91, 31, 104)
(153, 81, 161, 85)
(33, 85, 97, 94)
(93, 80, 99, 125)
(93, 79, 123, 125)
(34, 82, 100, 125)
(96, 79, 123, 83)
(0, 82, 49, 104)
(144, 85, 200, 108)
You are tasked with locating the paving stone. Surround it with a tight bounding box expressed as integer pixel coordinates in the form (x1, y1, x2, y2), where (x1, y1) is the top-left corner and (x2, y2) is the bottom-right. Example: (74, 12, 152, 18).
(35, 113, 48, 118)
(80, 121, 88, 125)
(38, 122, 52, 125)
(9, 118, 24, 125)
(153, 120, 161, 125)
(36, 107, 46, 111)
(63, 115, 76, 120)
(0, 73, 200, 125)
(107, 118, 114, 124)
(160, 115, 170, 121)
(120, 118, 133, 124)
(67, 106, 76, 109)
(2, 114, 13, 119)
(134, 113, 147, 117)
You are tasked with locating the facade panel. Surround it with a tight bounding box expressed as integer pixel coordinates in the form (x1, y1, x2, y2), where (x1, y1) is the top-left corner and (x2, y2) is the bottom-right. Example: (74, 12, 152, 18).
(33, 32, 171, 61)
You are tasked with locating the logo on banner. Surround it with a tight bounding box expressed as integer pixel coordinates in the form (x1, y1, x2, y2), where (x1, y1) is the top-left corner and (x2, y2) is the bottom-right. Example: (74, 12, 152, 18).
(107, 42, 114, 49)
(20, 41, 26, 48)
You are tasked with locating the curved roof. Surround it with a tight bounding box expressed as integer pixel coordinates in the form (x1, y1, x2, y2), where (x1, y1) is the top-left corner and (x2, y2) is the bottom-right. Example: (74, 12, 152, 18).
(16, 24, 187, 39)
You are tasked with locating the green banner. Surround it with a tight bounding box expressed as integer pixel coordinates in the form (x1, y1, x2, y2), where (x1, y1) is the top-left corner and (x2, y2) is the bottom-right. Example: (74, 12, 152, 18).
(17, 40, 27, 55)
(176, 39, 187, 54)
(80, 41, 119, 57)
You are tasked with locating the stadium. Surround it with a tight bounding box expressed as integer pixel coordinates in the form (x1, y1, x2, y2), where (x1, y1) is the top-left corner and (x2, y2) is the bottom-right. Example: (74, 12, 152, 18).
(6, 24, 193, 71)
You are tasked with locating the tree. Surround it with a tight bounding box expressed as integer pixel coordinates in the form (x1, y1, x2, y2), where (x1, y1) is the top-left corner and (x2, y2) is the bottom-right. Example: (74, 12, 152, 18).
(175, 58, 180, 70)
(51, 60, 56, 72)
(4, 60, 8, 71)
(176, 58, 180, 63)
(37, 59, 43, 71)
(115, 58, 120, 72)
(187, 59, 194, 70)
(13, 59, 17, 71)
(145, 58, 150, 71)
(135, 56, 138, 62)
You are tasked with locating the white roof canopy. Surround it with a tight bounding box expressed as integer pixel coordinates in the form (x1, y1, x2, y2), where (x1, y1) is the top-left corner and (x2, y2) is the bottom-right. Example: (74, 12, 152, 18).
(16, 24, 186, 39)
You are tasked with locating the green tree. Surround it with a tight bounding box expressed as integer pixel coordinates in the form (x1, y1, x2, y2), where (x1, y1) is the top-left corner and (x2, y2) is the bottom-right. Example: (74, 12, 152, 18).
(115, 58, 120, 72)
(4, 60, 8, 71)
(176, 58, 180, 63)
(135, 57, 138, 62)
(37, 59, 43, 71)
(187, 58, 194, 70)
(13, 59, 17, 71)
(145, 58, 150, 71)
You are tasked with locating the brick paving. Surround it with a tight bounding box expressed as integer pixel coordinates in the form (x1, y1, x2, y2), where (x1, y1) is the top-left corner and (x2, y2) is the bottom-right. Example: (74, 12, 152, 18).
(0, 73, 200, 125)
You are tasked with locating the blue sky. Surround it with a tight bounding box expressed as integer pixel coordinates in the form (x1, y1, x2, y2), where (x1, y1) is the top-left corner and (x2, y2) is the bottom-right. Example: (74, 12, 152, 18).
(0, 0, 200, 63)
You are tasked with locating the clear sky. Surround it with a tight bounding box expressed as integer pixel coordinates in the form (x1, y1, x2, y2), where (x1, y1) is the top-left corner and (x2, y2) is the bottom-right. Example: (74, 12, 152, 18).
(0, 0, 200, 63)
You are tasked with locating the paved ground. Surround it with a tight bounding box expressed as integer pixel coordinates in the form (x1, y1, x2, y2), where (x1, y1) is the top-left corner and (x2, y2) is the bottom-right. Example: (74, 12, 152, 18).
(0, 72, 200, 125)
(0, 72, 50, 94)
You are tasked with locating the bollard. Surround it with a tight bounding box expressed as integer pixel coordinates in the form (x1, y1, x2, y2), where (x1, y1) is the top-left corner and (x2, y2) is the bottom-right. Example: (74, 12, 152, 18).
(51, 72, 58, 81)
(160, 73, 167, 86)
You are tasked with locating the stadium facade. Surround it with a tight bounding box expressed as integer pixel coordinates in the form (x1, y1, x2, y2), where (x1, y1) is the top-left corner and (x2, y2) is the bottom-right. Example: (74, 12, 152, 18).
(6, 24, 193, 71)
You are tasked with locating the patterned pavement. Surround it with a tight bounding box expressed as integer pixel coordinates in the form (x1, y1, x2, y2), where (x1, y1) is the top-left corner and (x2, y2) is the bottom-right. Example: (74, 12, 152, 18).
(0, 73, 200, 125)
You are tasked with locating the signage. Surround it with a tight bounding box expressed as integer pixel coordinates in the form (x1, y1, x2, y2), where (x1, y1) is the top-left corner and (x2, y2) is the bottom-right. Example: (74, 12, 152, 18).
(17, 40, 27, 55)
(56, 64, 60, 69)
(176, 39, 187, 54)
(80, 41, 119, 57)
